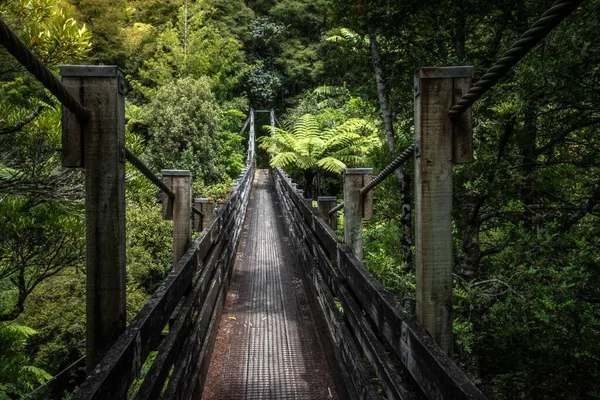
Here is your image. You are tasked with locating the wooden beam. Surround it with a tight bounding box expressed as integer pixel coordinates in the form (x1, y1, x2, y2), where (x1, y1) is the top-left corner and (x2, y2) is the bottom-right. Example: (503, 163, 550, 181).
(317, 196, 338, 230)
(162, 170, 192, 266)
(248, 109, 255, 165)
(343, 168, 373, 261)
(413, 66, 473, 356)
(273, 167, 486, 400)
(70, 164, 254, 400)
(60, 65, 127, 374)
(193, 198, 215, 232)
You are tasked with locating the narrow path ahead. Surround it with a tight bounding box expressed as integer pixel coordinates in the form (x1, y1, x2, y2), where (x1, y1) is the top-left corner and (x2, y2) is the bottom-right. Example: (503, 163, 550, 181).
(202, 169, 337, 400)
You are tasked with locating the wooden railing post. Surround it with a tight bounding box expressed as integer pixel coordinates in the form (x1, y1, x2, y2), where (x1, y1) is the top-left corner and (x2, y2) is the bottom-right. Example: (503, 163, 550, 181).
(414, 66, 473, 356)
(60, 65, 127, 373)
(317, 196, 338, 230)
(193, 198, 215, 232)
(248, 109, 255, 164)
(162, 170, 192, 266)
(343, 168, 373, 261)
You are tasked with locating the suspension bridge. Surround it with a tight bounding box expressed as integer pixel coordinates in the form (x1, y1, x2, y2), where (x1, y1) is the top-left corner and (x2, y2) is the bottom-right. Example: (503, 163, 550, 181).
(0, 0, 585, 398)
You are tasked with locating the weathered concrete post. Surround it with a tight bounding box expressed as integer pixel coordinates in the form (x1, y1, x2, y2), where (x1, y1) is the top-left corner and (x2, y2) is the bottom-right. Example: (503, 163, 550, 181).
(162, 170, 192, 266)
(414, 66, 473, 356)
(60, 65, 126, 373)
(317, 196, 338, 230)
(193, 198, 215, 231)
(343, 168, 373, 261)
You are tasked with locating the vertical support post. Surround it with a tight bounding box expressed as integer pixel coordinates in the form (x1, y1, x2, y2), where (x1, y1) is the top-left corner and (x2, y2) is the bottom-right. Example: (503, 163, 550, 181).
(270, 109, 275, 129)
(269, 109, 276, 158)
(414, 66, 473, 356)
(61, 65, 126, 374)
(343, 168, 373, 261)
(248, 109, 255, 165)
(162, 170, 192, 267)
(193, 198, 215, 231)
(318, 196, 338, 230)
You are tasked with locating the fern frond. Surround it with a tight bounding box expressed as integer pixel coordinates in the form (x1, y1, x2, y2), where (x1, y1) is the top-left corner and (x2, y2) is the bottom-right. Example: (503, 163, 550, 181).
(313, 85, 349, 99)
(270, 152, 298, 168)
(21, 365, 52, 384)
(317, 157, 346, 174)
(293, 114, 320, 138)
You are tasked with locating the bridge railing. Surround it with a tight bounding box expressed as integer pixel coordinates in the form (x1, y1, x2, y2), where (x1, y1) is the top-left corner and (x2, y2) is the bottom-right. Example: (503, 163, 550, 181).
(71, 162, 254, 400)
(274, 167, 485, 399)
(1, 16, 257, 397)
(307, 0, 584, 362)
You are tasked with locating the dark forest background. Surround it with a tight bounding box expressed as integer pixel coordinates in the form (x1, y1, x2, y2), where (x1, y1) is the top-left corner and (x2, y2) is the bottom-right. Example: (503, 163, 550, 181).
(1, 0, 599, 398)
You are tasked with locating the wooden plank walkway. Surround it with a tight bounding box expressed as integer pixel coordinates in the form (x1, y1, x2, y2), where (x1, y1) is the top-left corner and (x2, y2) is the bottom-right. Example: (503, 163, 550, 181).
(202, 169, 338, 400)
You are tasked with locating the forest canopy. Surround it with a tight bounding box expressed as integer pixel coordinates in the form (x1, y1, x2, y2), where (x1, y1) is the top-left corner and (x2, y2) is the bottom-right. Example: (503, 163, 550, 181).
(1, 0, 599, 398)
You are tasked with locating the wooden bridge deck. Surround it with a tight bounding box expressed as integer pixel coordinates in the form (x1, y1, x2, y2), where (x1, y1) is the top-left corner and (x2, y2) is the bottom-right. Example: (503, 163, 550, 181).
(202, 169, 337, 399)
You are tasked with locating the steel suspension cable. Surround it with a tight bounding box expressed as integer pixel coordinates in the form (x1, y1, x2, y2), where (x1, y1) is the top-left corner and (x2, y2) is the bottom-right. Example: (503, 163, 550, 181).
(192, 206, 204, 217)
(328, 202, 344, 216)
(360, 144, 415, 196)
(0, 18, 89, 123)
(448, 0, 584, 120)
(124, 148, 175, 200)
(328, 144, 415, 216)
(21, 355, 86, 399)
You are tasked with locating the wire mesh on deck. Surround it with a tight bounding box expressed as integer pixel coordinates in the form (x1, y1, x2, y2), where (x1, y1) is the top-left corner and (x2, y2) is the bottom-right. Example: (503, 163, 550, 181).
(202, 170, 337, 400)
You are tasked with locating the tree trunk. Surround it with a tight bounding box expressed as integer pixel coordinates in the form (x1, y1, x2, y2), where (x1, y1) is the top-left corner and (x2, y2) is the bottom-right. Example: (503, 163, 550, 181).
(520, 104, 537, 229)
(455, 196, 485, 278)
(313, 171, 320, 200)
(0, 267, 27, 321)
(303, 169, 315, 199)
(454, 0, 466, 62)
(368, 24, 413, 270)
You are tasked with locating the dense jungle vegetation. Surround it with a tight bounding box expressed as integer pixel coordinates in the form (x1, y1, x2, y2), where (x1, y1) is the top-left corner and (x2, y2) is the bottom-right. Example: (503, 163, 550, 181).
(1, 0, 599, 398)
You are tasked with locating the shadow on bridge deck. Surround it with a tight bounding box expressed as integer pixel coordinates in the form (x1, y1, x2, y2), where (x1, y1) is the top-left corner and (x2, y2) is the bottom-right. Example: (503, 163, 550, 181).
(202, 169, 337, 399)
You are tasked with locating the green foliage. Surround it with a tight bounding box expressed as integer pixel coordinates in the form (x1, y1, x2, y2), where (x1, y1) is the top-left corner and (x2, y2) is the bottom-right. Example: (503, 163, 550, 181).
(0, 322, 51, 398)
(363, 220, 415, 300)
(0, 0, 91, 71)
(129, 1, 247, 100)
(126, 204, 172, 294)
(17, 273, 85, 397)
(260, 113, 378, 174)
(248, 17, 285, 50)
(145, 76, 224, 187)
(246, 61, 283, 107)
(0, 101, 85, 323)
(2, 0, 600, 398)
(73, 0, 128, 65)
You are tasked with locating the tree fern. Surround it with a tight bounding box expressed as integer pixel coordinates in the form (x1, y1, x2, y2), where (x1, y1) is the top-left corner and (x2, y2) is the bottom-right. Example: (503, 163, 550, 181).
(0, 322, 52, 397)
(258, 113, 379, 197)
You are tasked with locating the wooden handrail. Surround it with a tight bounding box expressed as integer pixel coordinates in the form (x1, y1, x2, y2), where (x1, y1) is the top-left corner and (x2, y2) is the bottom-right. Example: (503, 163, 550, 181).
(273, 167, 487, 400)
(71, 164, 255, 400)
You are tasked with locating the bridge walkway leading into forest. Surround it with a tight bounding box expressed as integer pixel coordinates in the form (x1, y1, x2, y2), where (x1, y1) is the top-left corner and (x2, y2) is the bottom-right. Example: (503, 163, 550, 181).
(201, 169, 337, 399)
(0, 1, 584, 398)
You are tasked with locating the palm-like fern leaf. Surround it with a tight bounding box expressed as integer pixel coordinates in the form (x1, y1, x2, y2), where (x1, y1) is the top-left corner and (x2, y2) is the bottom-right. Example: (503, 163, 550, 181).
(260, 112, 380, 176)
